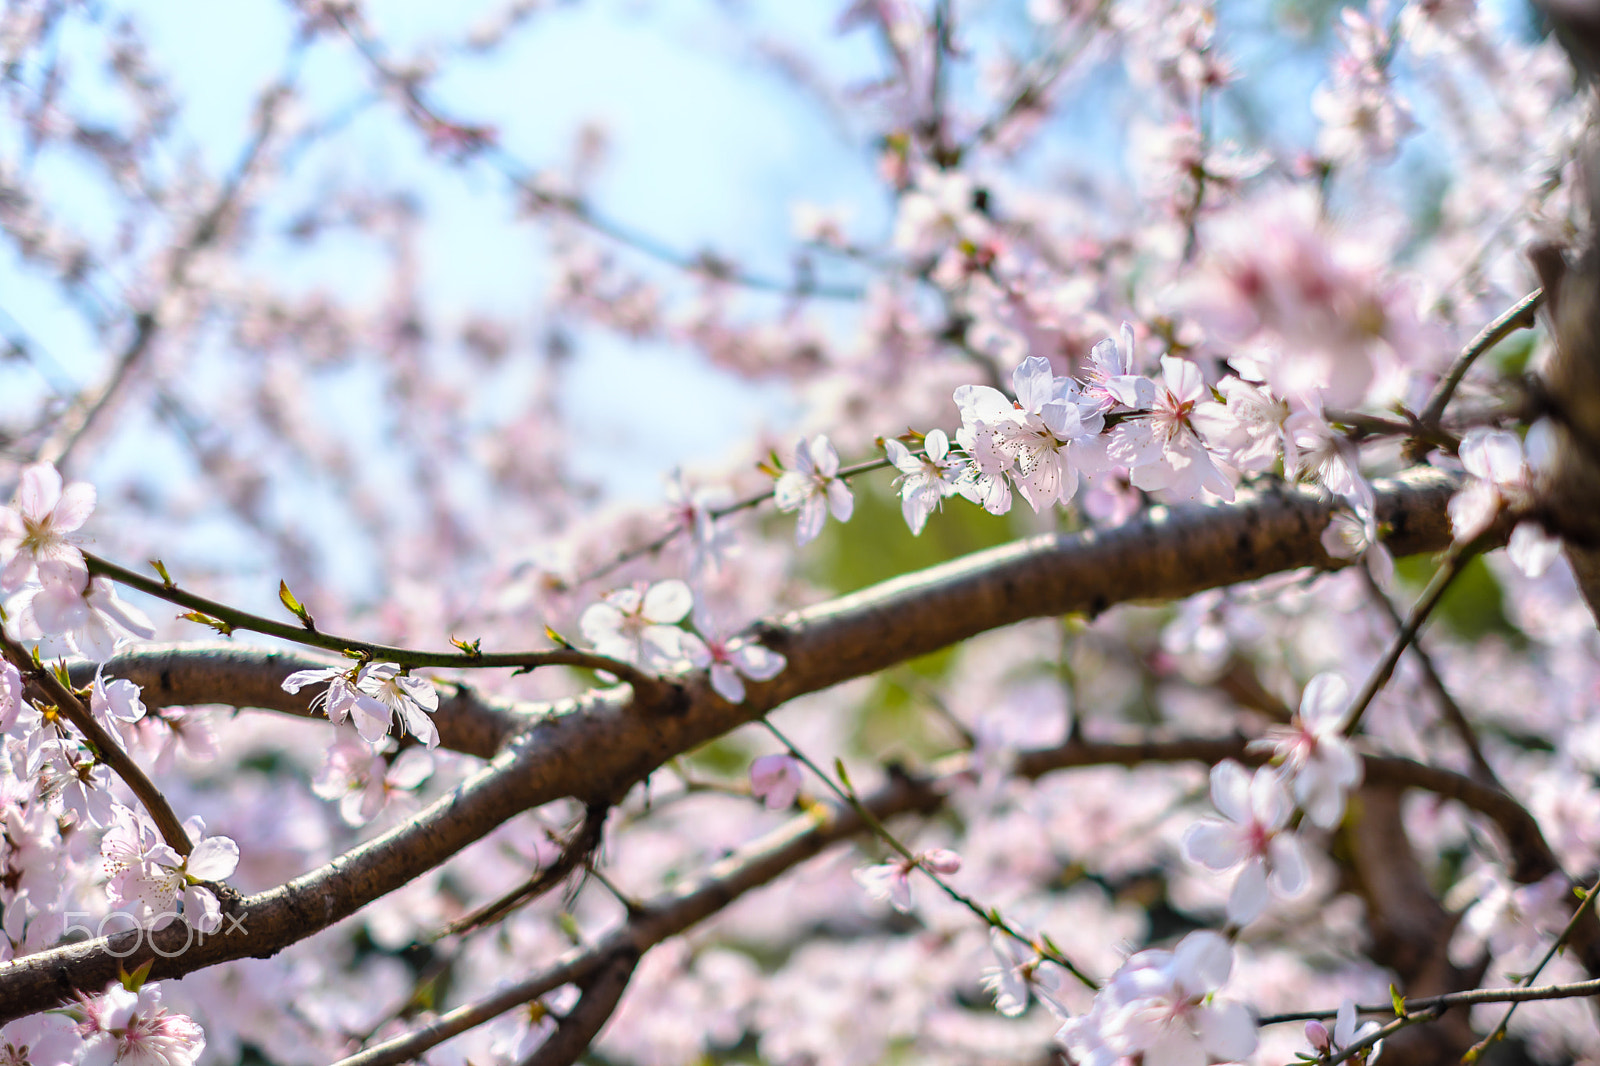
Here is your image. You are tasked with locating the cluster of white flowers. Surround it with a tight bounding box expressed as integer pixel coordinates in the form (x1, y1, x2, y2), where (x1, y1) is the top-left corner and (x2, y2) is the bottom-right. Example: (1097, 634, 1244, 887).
(281, 661, 441, 749)
(100, 809, 240, 935)
(859, 321, 1411, 550)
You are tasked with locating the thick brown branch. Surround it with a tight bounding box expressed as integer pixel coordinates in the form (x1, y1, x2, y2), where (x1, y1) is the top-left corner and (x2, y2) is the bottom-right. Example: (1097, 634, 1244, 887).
(0, 468, 1467, 1018)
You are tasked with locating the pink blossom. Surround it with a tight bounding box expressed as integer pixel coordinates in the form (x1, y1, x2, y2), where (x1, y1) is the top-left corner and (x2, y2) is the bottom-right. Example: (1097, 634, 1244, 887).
(1182, 760, 1310, 924)
(852, 848, 961, 913)
(1249, 672, 1364, 828)
(1450, 425, 1562, 577)
(77, 982, 205, 1066)
(884, 430, 964, 534)
(680, 611, 786, 703)
(0, 462, 95, 594)
(774, 435, 854, 545)
(1057, 930, 1257, 1066)
(1106, 356, 1236, 502)
(14, 561, 155, 662)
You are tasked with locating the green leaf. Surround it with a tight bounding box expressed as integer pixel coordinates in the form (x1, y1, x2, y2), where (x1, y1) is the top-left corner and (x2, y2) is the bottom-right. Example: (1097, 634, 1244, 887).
(833, 758, 854, 792)
(1389, 984, 1407, 1018)
(120, 957, 155, 991)
(451, 635, 483, 657)
(544, 624, 574, 650)
(149, 559, 174, 587)
(181, 611, 234, 637)
(279, 580, 314, 628)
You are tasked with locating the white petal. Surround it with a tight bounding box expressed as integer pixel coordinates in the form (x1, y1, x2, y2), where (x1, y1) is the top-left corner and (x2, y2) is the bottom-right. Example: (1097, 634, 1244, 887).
(1227, 859, 1269, 924)
(187, 836, 240, 880)
(642, 579, 694, 623)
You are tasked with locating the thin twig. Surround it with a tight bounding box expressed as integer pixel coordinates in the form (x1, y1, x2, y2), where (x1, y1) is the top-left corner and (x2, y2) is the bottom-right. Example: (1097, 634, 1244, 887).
(439, 802, 610, 938)
(1257, 974, 1600, 1024)
(1464, 872, 1600, 1061)
(1356, 564, 1496, 786)
(1343, 537, 1480, 737)
(1419, 288, 1544, 429)
(82, 553, 661, 693)
(0, 631, 191, 855)
(759, 718, 1099, 989)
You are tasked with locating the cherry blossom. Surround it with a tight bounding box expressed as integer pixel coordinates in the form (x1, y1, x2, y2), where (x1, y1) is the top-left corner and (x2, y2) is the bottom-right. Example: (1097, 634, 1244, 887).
(313, 738, 434, 826)
(954, 355, 1103, 512)
(0, 462, 95, 594)
(980, 928, 1067, 1019)
(1249, 673, 1364, 829)
(883, 430, 964, 534)
(853, 848, 961, 914)
(353, 663, 441, 749)
(0, 660, 20, 734)
(0, 1012, 82, 1066)
(101, 809, 240, 934)
(1182, 760, 1310, 924)
(773, 436, 854, 545)
(1322, 506, 1396, 589)
(1305, 998, 1385, 1065)
(679, 610, 786, 703)
(281, 663, 439, 747)
(12, 561, 155, 662)
(89, 671, 147, 731)
(1057, 930, 1257, 1066)
(1106, 356, 1236, 502)
(580, 579, 696, 672)
(76, 982, 205, 1066)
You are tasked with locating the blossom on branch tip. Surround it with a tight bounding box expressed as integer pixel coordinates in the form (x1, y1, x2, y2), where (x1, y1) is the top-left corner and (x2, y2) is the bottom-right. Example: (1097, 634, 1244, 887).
(0, 461, 95, 594)
(580, 579, 696, 672)
(749, 753, 802, 809)
(853, 848, 960, 913)
(773, 435, 854, 545)
(1306, 999, 1384, 1065)
(1182, 760, 1310, 924)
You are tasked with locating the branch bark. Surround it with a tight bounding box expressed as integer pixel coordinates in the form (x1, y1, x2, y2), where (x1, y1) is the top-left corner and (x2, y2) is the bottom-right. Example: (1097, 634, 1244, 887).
(0, 468, 1465, 1019)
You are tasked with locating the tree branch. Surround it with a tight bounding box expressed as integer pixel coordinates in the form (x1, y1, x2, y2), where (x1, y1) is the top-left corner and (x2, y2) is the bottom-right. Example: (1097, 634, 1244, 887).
(0, 467, 1468, 1018)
